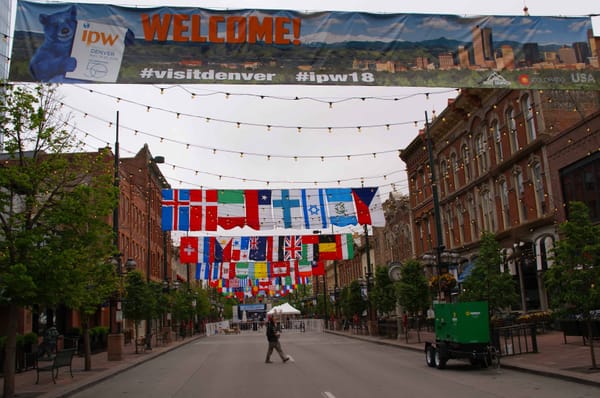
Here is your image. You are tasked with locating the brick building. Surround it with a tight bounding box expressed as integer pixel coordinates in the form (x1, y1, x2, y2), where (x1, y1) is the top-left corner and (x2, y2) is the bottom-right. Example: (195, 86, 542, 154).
(400, 88, 600, 312)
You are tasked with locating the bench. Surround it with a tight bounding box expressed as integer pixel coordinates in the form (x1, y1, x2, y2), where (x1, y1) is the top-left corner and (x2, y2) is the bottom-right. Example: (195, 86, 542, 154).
(36, 348, 76, 384)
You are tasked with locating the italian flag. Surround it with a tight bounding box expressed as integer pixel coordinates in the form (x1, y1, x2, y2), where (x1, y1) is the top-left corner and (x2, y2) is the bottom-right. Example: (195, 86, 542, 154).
(336, 234, 355, 260)
(217, 190, 246, 229)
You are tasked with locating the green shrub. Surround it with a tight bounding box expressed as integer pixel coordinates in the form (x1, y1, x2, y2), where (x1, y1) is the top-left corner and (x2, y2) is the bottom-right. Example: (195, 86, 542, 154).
(23, 332, 38, 346)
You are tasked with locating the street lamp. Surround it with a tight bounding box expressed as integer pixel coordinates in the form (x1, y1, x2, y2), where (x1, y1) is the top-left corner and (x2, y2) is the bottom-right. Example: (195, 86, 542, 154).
(145, 154, 165, 351)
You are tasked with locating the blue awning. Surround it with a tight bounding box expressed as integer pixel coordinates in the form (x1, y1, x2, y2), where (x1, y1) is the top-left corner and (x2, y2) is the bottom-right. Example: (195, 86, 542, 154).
(457, 262, 474, 283)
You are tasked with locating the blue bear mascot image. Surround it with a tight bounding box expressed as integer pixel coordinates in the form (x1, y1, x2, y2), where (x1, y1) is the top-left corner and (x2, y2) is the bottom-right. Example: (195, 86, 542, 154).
(29, 5, 135, 82)
(29, 5, 78, 82)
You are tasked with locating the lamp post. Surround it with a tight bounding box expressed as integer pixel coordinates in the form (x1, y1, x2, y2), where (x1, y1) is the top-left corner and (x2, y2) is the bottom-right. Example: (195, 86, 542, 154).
(145, 154, 165, 351)
(363, 224, 376, 335)
(107, 112, 123, 362)
(423, 111, 445, 303)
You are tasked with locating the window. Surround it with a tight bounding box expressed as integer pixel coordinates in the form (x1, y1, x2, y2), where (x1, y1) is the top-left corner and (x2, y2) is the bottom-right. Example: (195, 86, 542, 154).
(493, 120, 503, 163)
(480, 188, 495, 232)
(532, 162, 546, 214)
(476, 129, 488, 173)
(499, 179, 510, 228)
(451, 152, 459, 188)
(506, 107, 519, 152)
(514, 168, 526, 222)
(462, 144, 471, 182)
(521, 94, 537, 142)
(440, 159, 448, 195)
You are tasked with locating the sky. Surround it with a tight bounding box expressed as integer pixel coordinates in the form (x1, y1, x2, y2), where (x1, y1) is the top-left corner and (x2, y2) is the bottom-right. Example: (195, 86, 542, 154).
(3, 0, 600, 237)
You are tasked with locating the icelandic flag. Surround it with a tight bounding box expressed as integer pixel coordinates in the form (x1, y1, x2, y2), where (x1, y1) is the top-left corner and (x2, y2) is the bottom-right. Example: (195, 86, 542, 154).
(162, 189, 191, 231)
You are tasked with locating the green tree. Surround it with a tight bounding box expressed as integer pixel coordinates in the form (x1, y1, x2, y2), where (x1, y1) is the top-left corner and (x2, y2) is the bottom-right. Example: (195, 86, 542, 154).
(544, 201, 600, 369)
(122, 271, 154, 353)
(395, 259, 430, 316)
(460, 232, 518, 316)
(371, 266, 397, 317)
(340, 280, 366, 321)
(0, 84, 117, 398)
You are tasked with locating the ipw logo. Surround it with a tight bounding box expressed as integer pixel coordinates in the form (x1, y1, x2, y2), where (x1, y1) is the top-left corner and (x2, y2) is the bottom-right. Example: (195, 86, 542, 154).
(80, 24, 120, 46)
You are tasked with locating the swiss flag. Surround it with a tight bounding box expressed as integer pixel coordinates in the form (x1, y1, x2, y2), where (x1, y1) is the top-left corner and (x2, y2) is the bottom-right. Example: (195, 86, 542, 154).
(180, 236, 199, 263)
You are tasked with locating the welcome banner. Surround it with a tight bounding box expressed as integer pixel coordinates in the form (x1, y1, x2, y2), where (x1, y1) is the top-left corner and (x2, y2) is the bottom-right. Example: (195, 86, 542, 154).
(9, 1, 599, 89)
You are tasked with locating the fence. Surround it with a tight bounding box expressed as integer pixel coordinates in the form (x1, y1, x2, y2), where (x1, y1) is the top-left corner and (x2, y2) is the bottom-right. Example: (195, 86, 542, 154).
(492, 324, 538, 356)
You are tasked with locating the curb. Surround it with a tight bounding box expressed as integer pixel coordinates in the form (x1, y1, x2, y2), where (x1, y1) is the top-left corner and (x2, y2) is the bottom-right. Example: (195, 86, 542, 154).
(41, 336, 204, 398)
(324, 330, 600, 388)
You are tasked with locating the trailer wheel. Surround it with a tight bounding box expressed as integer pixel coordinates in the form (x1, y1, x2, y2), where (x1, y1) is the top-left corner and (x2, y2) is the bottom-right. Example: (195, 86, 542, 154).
(425, 345, 436, 367)
(434, 345, 448, 369)
(485, 346, 500, 369)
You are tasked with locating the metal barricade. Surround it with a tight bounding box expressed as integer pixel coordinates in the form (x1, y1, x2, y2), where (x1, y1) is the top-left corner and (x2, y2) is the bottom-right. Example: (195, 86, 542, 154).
(492, 323, 538, 356)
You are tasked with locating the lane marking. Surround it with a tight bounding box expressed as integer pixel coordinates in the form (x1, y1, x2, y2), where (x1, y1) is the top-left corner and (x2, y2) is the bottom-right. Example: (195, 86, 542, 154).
(322, 392, 336, 398)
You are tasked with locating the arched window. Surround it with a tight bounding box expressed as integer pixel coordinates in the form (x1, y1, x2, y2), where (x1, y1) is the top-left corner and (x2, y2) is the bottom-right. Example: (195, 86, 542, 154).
(521, 93, 537, 142)
(450, 152, 459, 188)
(531, 160, 546, 215)
(462, 144, 471, 182)
(440, 158, 448, 195)
(498, 177, 510, 228)
(506, 107, 519, 153)
(493, 120, 503, 163)
(475, 128, 489, 173)
(513, 167, 526, 222)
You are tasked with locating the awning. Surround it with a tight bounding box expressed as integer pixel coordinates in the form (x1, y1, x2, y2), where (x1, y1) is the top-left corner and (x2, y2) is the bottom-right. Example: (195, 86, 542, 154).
(457, 262, 474, 283)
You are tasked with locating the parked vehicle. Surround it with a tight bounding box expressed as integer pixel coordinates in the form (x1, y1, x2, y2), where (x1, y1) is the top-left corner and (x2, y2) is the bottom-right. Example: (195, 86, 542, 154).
(424, 301, 499, 369)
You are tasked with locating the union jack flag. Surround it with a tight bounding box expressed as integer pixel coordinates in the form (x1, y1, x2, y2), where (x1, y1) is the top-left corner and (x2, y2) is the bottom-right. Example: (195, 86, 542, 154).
(283, 236, 303, 261)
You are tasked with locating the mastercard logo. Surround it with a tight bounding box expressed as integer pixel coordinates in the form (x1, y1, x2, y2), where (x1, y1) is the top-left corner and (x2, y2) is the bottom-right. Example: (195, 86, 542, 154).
(519, 74, 530, 86)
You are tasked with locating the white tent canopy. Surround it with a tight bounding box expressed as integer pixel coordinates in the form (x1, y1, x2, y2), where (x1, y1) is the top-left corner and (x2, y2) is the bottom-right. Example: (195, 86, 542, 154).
(267, 302, 301, 315)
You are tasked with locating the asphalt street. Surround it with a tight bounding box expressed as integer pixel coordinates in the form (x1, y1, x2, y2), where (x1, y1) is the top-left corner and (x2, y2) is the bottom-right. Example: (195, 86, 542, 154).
(69, 332, 599, 398)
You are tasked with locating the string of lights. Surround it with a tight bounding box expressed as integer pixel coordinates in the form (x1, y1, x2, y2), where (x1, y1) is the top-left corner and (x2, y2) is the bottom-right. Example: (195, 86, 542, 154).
(64, 84, 441, 133)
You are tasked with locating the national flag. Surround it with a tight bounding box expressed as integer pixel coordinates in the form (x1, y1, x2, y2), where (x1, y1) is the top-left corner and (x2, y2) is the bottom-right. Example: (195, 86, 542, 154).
(189, 189, 218, 231)
(196, 263, 210, 281)
(325, 188, 358, 226)
(336, 234, 355, 259)
(245, 190, 275, 230)
(254, 262, 268, 279)
(232, 237, 250, 261)
(180, 236, 199, 263)
(301, 188, 328, 229)
(249, 236, 269, 261)
(221, 262, 232, 279)
(318, 234, 338, 260)
(217, 190, 246, 229)
(283, 235, 303, 261)
(352, 187, 385, 226)
(301, 234, 319, 261)
(312, 260, 325, 276)
(162, 189, 191, 231)
(198, 237, 216, 264)
(215, 237, 233, 263)
(272, 189, 303, 228)
(271, 261, 290, 276)
(268, 236, 280, 261)
(297, 259, 313, 277)
(235, 262, 249, 278)
(210, 263, 220, 283)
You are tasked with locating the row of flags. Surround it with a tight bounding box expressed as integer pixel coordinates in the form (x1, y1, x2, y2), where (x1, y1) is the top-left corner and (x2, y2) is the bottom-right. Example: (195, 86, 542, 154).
(162, 187, 384, 231)
(196, 259, 325, 281)
(179, 234, 355, 264)
(197, 260, 324, 298)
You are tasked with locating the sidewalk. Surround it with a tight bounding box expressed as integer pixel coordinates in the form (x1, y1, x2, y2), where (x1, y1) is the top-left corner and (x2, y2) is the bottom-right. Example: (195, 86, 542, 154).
(4, 328, 600, 397)
(326, 328, 600, 387)
(2, 334, 204, 398)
